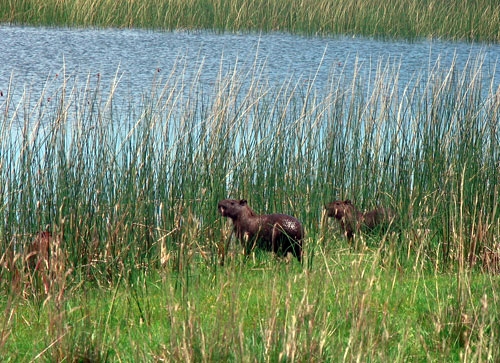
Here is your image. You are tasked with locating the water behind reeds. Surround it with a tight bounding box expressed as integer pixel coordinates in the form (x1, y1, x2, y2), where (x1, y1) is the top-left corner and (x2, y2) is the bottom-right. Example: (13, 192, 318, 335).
(2, 26, 499, 110)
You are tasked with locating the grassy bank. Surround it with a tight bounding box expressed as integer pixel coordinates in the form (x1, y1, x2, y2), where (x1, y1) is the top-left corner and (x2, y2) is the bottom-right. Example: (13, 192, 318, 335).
(2, 253, 499, 361)
(1, 0, 499, 42)
(0, 52, 499, 360)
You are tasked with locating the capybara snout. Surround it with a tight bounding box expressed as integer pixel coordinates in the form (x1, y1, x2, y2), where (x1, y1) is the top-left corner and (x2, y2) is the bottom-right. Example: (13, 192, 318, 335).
(218, 198, 303, 261)
(218, 199, 243, 219)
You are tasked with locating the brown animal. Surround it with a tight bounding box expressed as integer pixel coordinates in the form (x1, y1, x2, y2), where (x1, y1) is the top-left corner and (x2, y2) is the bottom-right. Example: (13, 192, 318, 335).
(325, 199, 395, 242)
(218, 199, 303, 262)
(25, 231, 53, 293)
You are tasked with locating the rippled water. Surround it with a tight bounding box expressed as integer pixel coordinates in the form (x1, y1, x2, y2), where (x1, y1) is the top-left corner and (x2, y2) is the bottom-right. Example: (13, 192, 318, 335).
(1, 25, 499, 114)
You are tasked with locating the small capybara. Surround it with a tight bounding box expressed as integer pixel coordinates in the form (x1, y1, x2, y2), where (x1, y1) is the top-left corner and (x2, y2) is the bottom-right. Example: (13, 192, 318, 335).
(25, 231, 52, 271)
(325, 199, 395, 242)
(25, 230, 52, 293)
(218, 199, 303, 262)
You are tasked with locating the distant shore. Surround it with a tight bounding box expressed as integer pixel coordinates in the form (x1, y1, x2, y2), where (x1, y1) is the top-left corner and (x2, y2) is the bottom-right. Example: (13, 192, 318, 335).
(1, 0, 499, 42)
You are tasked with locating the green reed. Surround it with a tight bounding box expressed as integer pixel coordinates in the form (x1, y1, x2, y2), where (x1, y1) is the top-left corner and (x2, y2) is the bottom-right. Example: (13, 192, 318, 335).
(1, 0, 499, 42)
(0, 52, 499, 360)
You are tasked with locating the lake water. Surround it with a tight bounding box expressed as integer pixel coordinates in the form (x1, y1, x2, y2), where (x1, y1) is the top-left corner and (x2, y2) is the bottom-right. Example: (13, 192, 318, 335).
(1, 25, 500, 124)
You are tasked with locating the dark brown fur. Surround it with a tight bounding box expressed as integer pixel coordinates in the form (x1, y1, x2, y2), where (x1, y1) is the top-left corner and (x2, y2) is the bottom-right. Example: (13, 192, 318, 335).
(218, 199, 303, 262)
(325, 200, 395, 242)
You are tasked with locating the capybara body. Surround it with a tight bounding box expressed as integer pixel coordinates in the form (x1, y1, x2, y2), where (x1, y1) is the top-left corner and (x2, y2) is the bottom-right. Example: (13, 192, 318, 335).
(325, 200, 395, 242)
(218, 199, 303, 261)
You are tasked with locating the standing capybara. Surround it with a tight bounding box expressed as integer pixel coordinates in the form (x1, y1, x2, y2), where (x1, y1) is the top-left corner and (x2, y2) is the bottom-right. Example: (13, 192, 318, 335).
(218, 199, 303, 262)
(325, 199, 395, 242)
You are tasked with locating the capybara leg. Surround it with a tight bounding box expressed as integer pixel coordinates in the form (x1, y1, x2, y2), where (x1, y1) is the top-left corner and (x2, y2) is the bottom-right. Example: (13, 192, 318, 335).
(271, 224, 281, 254)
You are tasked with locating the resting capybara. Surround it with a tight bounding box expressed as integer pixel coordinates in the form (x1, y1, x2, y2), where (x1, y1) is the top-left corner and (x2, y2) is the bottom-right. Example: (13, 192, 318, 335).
(325, 199, 395, 242)
(218, 199, 303, 262)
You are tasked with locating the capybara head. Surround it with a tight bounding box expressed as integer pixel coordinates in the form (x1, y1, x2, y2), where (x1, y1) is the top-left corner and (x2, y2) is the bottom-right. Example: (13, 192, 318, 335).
(324, 200, 357, 220)
(218, 199, 254, 220)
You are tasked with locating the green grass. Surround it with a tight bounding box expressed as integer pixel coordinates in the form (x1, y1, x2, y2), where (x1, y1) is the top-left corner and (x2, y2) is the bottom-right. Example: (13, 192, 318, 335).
(0, 51, 499, 360)
(2, 252, 499, 361)
(1, 0, 500, 42)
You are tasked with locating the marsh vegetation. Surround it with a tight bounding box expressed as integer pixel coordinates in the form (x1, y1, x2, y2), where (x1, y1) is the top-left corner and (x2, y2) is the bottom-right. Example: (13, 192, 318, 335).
(1, 0, 500, 358)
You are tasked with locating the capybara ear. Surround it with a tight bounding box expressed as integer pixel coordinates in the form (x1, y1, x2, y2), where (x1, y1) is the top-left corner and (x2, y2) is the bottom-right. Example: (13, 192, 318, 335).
(345, 199, 352, 204)
(240, 199, 247, 205)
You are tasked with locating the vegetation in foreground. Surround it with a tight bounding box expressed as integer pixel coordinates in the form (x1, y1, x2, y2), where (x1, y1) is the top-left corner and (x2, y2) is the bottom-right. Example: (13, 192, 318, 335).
(0, 51, 499, 360)
(2, 249, 500, 362)
(1, 0, 499, 42)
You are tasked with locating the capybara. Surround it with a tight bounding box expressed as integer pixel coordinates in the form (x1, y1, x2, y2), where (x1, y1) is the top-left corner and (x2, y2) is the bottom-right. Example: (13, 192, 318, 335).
(25, 231, 52, 293)
(25, 231, 51, 271)
(218, 199, 303, 262)
(325, 199, 395, 242)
